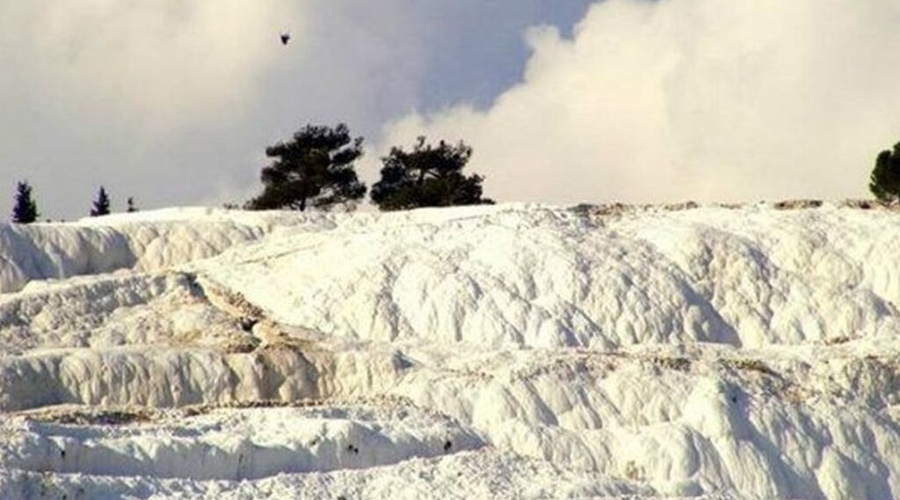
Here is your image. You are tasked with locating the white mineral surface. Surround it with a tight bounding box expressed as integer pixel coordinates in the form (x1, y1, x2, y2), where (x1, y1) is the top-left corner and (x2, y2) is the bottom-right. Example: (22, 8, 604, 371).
(1, 202, 898, 499)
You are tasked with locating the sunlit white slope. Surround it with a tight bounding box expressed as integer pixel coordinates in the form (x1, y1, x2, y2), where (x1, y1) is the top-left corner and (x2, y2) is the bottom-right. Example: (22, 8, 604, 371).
(0, 202, 899, 499)
(0, 207, 331, 294)
(202, 203, 900, 348)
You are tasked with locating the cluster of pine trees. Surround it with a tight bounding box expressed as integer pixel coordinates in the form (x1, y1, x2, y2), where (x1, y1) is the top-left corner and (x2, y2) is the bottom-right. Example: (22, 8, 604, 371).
(240, 126, 898, 210)
(244, 123, 492, 212)
(10, 183, 137, 224)
(10, 129, 900, 224)
(9, 123, 494, 223)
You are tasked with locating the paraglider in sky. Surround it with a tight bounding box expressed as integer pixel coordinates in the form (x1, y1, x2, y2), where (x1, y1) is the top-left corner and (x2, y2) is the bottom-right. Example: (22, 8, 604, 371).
(280, 32, 291, 45)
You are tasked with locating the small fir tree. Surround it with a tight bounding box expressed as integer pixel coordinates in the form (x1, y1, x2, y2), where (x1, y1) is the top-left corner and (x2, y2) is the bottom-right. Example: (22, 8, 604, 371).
(127, 197, 138, 213)
(870, 141, 900, 203)
(245, 123, 367, 211)
(370, 137, 493, 211)
(11, 181, 39, 224)
(90, 186, 111, 216)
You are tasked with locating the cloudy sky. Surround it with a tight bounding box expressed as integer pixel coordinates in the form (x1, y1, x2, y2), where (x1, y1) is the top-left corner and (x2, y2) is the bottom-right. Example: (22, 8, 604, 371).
(1, 0, 898, 219)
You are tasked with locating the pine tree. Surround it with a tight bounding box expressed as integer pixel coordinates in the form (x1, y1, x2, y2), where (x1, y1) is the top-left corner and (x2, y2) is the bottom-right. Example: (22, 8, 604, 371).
(870, 142, 900, 203)
(371, 137, 493, 211)
(90, 186, 111, 216)
(11, 181, 39, 224)
(127, 197, 138, 213)
(245, 123, 367, 211)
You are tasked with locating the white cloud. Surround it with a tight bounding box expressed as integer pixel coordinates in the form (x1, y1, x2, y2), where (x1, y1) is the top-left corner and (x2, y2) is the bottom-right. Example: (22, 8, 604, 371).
(0, 0, 301, 134)
(379, 0, 900, 204)
(0, 1, 595, 218)
(0, 0, 437, 218)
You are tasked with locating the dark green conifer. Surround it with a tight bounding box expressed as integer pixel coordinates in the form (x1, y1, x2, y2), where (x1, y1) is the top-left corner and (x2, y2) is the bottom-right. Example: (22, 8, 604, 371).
(246, 123, 367, 211)
(11, 181, 39, 224)
(371, 137, 493, 211)
(90, 186, 111, 216)
(870, 142, 900, 203)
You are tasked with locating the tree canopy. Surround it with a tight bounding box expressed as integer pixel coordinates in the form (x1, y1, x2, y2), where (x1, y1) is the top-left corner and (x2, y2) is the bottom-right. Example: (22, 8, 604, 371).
(370, 137, 493, 211)
(245, 123, 367, 211)
(870, 141, 900, 203)
(11, 181, 39, 224)
(90, 186, 111, 216)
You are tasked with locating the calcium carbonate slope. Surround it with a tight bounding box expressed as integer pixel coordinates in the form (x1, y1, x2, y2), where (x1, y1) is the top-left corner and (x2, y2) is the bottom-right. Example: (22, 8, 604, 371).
(0, 202, 898, 500)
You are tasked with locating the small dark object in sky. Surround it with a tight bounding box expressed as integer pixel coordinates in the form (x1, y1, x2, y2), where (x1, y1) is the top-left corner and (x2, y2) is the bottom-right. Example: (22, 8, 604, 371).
(280, 32, 291, 45)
